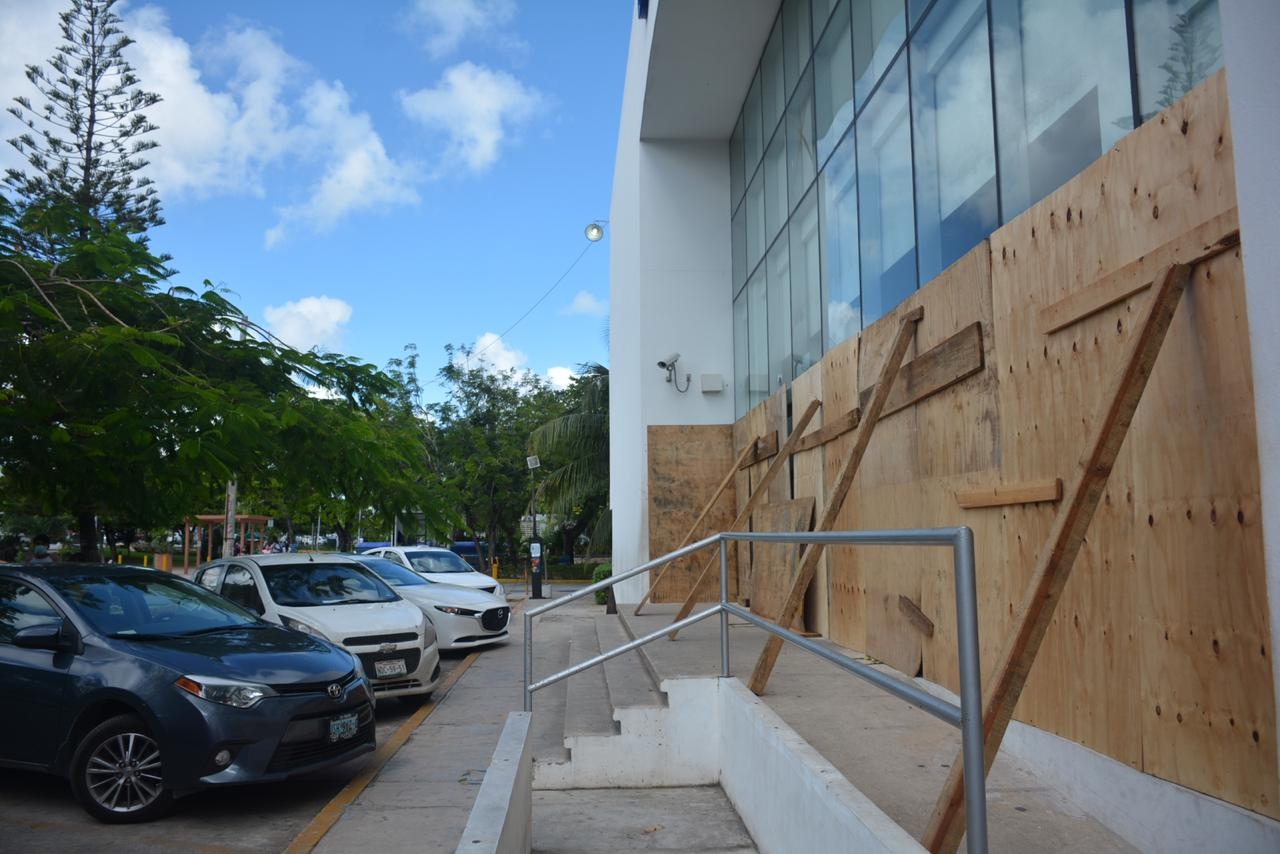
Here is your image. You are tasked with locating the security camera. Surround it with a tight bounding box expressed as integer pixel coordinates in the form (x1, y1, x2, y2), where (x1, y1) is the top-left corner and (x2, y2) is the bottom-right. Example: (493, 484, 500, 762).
(657, 353, 680, 370)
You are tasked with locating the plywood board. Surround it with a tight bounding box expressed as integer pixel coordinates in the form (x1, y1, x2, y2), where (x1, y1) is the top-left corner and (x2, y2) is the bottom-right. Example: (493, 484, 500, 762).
(749, 497, 816, 625)
(733, 404, 770, 604)
(820, 333, 864, 652)
(646, 425, 736, 603)
(790, 363, 829, 635)
(762, 386, 790, 505)
(985, 72, 1276, 817)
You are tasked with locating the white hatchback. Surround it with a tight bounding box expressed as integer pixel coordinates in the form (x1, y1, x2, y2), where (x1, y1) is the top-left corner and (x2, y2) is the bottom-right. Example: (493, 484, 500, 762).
(195, 554, 440, 702)
(365, 546, 506, 598)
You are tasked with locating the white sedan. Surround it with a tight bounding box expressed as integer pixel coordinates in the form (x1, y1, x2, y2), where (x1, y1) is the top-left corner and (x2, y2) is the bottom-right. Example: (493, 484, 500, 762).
(195, 554, 440, 702)
(349, 554, 511, 650)
(364, 546, 506, 598)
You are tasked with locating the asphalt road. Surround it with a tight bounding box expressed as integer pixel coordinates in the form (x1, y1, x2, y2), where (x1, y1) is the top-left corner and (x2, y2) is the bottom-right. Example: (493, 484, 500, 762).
(0, 649, 471, 854)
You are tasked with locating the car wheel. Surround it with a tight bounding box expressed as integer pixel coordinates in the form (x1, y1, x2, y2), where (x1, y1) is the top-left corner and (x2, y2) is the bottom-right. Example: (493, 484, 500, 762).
(70, 714, 173, 823)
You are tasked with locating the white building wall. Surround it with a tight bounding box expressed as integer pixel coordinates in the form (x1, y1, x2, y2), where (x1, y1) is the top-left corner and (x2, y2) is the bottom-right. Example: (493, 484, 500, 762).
(1219, 0, 1280, 788)
(610, 10, 735, 603)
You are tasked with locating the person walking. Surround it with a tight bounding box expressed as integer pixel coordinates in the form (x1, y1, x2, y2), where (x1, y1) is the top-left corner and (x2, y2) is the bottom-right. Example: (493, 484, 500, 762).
(27, 534, 54, 565)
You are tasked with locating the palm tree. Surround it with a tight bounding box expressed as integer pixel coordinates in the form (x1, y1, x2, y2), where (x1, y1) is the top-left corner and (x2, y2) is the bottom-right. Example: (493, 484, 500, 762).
(529, 363, 609, 556)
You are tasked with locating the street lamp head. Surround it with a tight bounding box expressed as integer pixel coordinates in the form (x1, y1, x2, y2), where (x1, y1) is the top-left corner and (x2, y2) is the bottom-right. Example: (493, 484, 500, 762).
(584, 221, 606, 242)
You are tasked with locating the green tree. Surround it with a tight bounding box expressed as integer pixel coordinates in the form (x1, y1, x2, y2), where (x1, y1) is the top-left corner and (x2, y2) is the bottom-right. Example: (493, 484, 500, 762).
(528, 363, 609, 559)
(428, 346, 567, 570)
(6, 0, 162, 254)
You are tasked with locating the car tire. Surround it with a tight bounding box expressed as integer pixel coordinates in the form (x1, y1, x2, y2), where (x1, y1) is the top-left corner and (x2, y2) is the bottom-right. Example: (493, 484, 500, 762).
(70, 714, 174, 824)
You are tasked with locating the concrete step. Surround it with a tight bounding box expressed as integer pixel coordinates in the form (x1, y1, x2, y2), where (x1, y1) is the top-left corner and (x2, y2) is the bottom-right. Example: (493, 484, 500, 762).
(596, 613, 664, 711)
(533, 786, 758, 854)
(528, 612, 574, 764)
(562, 613, 616, 739)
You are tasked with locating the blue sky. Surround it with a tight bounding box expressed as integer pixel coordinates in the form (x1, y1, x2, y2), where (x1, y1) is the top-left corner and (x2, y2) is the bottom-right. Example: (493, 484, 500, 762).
(0, 0, 629, 398)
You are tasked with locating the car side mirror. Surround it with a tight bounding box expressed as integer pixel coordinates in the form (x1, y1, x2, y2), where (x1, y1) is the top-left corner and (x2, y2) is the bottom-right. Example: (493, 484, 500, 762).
(14, 619, 79, 653)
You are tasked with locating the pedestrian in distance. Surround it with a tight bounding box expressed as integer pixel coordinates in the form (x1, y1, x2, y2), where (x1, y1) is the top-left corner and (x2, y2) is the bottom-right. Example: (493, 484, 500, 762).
(27, 534, 54, 565)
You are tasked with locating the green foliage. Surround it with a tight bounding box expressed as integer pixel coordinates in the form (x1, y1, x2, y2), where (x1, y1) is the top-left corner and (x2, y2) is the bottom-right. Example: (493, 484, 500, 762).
(427, 345, 568, 569)
(592, 563, 612, 605)
(6, 0, 163, 255)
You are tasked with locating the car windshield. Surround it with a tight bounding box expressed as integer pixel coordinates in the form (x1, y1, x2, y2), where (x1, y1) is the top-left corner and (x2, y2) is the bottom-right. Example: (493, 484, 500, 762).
(261, 562, 398, 607)
(48, 572, 261, 638)
(404, 551, 474, 574)
(351, 556, 428, 588)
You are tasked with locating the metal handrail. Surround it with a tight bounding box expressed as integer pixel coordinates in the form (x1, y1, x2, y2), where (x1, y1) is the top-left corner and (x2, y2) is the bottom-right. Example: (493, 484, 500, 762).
(522, 527, 987, 854)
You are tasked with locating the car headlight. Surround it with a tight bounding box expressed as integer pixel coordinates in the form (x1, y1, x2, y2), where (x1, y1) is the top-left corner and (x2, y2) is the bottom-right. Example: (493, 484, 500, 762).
(283, 616, 325, 638)
(348, 649, 367, 680)
(434, 605, 480, 617)
(495, 582, 506, 598)
(420, 617, 438, 648)
(176, 675, 275, 709)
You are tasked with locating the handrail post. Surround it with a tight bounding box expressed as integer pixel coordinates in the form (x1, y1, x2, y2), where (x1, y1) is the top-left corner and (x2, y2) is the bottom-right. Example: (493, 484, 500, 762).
(719, 536, 730, 678)
(524, 610, 534, 713)
(952, 527, 987, 854)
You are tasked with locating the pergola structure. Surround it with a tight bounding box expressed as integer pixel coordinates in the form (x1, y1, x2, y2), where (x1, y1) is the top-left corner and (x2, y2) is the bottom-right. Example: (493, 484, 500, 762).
(182, 514, 273, 570)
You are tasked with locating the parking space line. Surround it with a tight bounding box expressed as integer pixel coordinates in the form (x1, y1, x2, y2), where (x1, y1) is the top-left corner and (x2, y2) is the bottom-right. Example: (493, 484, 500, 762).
(283, 650, 482, 854)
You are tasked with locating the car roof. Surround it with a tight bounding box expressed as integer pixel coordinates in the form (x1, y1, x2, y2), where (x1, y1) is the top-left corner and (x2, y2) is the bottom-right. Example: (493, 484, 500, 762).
(230, 553, 363, 567)
(388, 546, 453, 554)
(0, 563, 160, 579)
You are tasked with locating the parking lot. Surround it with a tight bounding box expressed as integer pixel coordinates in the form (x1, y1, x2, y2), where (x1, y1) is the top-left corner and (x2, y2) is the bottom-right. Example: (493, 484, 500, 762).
(0, 649, 474, 854)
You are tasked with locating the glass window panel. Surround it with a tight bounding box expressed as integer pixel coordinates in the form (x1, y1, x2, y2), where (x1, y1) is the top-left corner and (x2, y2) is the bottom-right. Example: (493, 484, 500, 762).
(911, 0, 999, 283)
(790, 187, 823, 377)
(852, 0, 907, 108)
(820, 131, 861, 346)
(767, 238, 793, 389)
(992, 0, 1133, 220)
(1133, 0, 1222, 123)
(787, 66, 818, 211)
(812, 0, 840, 36)
(814, 0, 854, 166)
(744, 70, 764, 175)
(856, 56, 916, 327)
(762, 19, 787, 139)
(765, 130, 789, 244)
(909, 0, 933, 26)
(732, 206, 747, 294)
(747, 269, 769, 409)
(784, 0, 813, 96)
(734, 293, 750, 418)
(731, 111, 746, 211)
(746, 169, 766, 271)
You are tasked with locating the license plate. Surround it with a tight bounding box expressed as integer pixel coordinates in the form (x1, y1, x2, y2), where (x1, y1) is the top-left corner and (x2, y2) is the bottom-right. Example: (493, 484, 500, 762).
(374, 658, 407, 678)
(328, 712, 359, 742)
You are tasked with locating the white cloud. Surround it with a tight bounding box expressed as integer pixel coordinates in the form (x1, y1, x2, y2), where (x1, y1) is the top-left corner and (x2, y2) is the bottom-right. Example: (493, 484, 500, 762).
(263, 296, 353, 352)
(565, 290, 607, 317)
(456, 332, 527, 373)
(0, 3, 417, 244)
(399, 61, 542, 173)
(546, 366, 574, 390)
(407, 0, 519, 59)
(267, 80, 419, 245)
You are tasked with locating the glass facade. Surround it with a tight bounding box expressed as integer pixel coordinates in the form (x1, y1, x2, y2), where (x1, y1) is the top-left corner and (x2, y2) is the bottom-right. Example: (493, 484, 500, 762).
(729, 0, 1222, 417)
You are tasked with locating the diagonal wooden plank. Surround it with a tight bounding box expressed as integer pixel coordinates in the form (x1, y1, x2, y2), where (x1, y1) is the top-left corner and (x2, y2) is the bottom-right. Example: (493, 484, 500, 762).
(747, 306, 924, 692)
(665, 398, 824, 638)
(856, 321, 985, 420)
(634, 436, 760, 615)
(922, 264, 1192, 854)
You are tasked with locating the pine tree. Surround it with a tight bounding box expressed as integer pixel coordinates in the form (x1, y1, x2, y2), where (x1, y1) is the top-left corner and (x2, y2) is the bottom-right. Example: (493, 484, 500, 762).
(5, 0, 163, 249)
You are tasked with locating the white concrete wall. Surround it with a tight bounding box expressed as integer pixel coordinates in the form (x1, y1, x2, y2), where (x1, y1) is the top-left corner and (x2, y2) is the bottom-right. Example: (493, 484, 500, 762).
(1219, 0, 1280, 789)
(455, 712, 532, 854)
(718, 680, 924, 854)
(610, 8, 735, 603)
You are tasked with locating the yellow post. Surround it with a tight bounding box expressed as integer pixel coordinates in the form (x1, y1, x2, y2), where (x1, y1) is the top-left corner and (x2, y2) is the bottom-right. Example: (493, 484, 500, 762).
(144, 554, 150, 567)
(116, 554, 123, 564)
(491, 558, 499, 579)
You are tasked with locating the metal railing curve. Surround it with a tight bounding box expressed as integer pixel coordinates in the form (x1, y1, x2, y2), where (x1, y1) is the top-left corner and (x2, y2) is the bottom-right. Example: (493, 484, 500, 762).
(523, 527, 987, 854)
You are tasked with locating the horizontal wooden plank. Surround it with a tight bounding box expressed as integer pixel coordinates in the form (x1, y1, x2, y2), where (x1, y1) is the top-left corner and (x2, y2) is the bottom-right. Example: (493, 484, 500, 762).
(738, 431, 779, 469)
(1040, 207, 1240, 335)
(955, 478, 1063, 509)
(794, 407, 860, 454)
(857, 321, 984, 419)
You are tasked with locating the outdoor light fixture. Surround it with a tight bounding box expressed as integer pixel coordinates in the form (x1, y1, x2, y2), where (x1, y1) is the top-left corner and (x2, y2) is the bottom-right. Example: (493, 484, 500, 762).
(584, 221, 606, 242)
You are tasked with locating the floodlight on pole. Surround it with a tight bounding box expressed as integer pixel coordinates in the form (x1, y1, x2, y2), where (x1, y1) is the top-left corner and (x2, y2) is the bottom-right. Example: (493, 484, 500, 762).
(584, 221, 607, 242)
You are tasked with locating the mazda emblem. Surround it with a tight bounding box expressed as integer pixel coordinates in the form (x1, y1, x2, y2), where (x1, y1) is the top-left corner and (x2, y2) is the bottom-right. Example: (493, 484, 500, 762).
(327, 683, 343, 699)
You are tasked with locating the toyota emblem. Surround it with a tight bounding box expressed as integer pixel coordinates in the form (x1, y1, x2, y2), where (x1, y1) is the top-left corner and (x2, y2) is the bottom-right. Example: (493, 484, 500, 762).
(327, 683, 343, 699)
